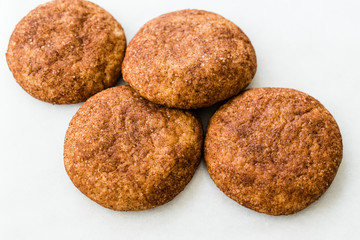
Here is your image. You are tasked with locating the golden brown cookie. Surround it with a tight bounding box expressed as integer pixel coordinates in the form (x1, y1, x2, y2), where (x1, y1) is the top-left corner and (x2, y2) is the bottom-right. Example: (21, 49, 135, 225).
(122, 9, 257, 109)
(6, 0, 126, 104)
(64, 85, 203, 211)
(205, 88, 342, 215)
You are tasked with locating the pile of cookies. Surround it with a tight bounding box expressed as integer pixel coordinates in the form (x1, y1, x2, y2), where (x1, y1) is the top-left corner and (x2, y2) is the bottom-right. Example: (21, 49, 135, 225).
(6, 0, 342, 215)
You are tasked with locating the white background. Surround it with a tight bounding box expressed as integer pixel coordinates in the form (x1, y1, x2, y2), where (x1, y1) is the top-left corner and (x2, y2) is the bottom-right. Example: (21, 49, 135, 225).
(0, 0, 359, 239)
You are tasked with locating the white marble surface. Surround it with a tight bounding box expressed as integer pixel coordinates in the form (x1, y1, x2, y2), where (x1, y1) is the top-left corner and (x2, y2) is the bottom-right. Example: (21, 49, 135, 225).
(0, 0, 359, 239)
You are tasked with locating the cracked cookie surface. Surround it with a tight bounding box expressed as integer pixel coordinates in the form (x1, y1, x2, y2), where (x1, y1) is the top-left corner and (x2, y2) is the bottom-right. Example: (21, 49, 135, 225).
(6, 0, 126, 104)
(64, 86, 203, 210)
(205, 88, 342, 215)
(122, 9, 256, 109)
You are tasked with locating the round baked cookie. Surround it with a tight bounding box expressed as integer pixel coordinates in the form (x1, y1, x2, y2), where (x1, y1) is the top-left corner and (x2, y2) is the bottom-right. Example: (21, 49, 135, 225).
(64, 85, 203, 211)
(205, 88, 342, 215)
(122, 9, 257, 109)
(6, 0, 126, 104)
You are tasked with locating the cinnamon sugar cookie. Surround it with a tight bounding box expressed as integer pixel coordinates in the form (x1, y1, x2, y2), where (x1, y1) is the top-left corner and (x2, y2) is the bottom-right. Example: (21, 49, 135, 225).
(6, 0, 126, 104)
(64, 86, 203, 210)
(205, 88, 342, 215)
(122, 9, 256, 109)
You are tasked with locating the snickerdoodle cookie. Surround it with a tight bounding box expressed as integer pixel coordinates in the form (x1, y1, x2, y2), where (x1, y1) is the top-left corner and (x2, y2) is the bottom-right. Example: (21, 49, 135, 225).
(6, 0, 126, 104)
(64, 86, 203, 210)
(122, 9, 256, 109)
(205, 88, 342, 215)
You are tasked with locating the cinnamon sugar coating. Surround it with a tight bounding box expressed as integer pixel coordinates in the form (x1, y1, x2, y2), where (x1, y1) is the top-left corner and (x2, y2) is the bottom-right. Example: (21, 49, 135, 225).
(6, 0, 126, 104)
(64, 86, 203, 210)
(205, 88, 342, 215)
(122, 9, 256, 109)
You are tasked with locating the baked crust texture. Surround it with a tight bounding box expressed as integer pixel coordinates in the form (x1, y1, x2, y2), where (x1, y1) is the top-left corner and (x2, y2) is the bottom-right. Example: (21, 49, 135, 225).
(205, 88, 342, 215)
(7, 0, 126, 104)
(64, 86, 203, 210)
(122, 9, 256, 109)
